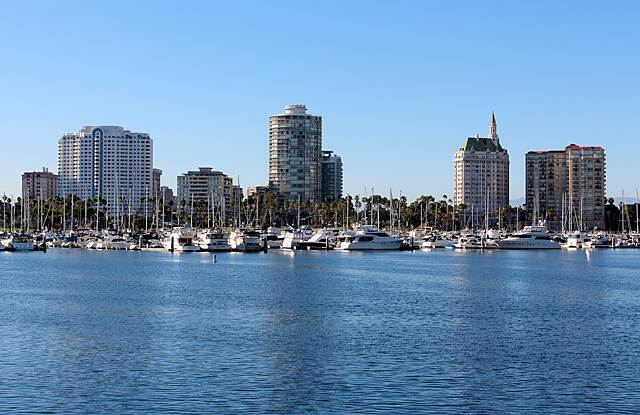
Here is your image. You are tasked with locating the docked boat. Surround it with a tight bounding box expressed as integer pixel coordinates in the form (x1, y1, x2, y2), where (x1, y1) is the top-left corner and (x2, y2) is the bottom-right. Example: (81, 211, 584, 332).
(2, 234, 35, 251)
(261, 227, 284, 249)
(104, 235, 133, 250)
(565, 231, 588, 249)
(585, 233, 611, 248)
(162, 227, 200, 252)
(452, 234, 484, 249)
(281, 227, 313, 250)
(228, 229, 263, 252)
(421, 234, 454, 249)
(496, 226, 560, 249)
(335, 226, 402, 250)
(297, 228, 336, 250)
(197, 229, 231, 252)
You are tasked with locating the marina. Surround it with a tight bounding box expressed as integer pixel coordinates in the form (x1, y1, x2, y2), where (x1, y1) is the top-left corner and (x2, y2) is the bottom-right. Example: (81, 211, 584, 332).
(2, 221, 640, 254)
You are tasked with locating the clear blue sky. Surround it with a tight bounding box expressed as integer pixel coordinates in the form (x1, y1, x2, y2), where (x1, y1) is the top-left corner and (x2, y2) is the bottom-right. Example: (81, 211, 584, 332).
(1, 1, 638, 202)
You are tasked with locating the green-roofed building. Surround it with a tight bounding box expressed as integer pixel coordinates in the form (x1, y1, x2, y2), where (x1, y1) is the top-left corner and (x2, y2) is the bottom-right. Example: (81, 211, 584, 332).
(453, 113, 510, 227)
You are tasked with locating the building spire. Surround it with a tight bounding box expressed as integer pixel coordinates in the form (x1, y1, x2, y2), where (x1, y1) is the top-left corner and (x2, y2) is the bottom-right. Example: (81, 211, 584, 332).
(489, 111, 498, 141)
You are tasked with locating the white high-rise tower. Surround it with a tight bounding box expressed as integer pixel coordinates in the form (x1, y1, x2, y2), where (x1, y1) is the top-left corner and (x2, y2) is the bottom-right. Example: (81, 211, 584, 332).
(57, 126, 153, 216)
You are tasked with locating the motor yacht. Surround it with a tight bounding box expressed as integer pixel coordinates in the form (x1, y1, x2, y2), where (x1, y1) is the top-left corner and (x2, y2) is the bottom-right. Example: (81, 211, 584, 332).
(335, 226, 402, 250)
(163, 227, 200, 252)
(584, 233, 611, 248)
(496, 226, 560, 249)
(2, 234, 35, 251)
(297, 228, 336, 250)
(228, 229, 263, 252)
(261, 227, 284, 249)
(565, 231, 588, 249)
(281, 227, 313, 249)
(104, 235, 133, 250)
(197, 229, 231, 252)
(421, 233, 454, 249)
(452, 234, 484, 249)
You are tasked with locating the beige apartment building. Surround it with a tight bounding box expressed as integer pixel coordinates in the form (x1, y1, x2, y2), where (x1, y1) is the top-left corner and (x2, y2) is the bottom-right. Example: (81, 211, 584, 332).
(453, 113, 510, 226)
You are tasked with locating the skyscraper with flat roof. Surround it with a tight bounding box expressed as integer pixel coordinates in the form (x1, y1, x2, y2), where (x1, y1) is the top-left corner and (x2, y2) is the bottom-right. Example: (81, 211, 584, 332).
(57, 126, 153, 216)
(526, 144, 606, 230)
(22, 168, 58, 200)
(320, 150, 343, 201)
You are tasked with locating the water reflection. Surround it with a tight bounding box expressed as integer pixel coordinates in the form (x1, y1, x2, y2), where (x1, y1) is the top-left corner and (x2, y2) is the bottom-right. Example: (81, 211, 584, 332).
(1, 249, 639, 413)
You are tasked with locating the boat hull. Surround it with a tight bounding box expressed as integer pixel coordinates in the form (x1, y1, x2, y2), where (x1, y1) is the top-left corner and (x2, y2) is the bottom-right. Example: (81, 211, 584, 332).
(496, 240, 560, 249)
(336, 241, 401, 250)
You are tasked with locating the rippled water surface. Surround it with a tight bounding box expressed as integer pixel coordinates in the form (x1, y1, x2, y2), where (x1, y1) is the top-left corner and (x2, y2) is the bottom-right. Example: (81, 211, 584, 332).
(1, 249, 640, 413)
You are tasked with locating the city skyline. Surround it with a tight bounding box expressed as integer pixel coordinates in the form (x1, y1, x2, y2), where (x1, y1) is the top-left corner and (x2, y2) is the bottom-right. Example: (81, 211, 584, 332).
(1, 1, 639, 200)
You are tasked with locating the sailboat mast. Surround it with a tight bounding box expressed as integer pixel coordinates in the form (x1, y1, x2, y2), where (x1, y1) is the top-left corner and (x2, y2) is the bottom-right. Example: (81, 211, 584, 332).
(636, 189, 639, 235)
(621, 190, 625, 234)
(190, 193, 194, 229)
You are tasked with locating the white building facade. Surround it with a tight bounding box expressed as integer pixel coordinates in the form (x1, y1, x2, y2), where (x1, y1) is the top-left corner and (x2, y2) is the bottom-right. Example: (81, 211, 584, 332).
(57, 126, 153, 215)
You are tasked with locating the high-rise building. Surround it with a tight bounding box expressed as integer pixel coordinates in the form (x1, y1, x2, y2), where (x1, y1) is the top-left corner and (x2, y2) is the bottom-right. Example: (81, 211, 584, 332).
(153, 168, 162, 198)
(268, 104, 322, 202)
(453, 113, 510, 224)
(526, 144, 606, 230)
(57, 126, 153, 215)
(320, 150, 343, 200)
(22, 168, 58, 200)
(177, 167, 233, 205)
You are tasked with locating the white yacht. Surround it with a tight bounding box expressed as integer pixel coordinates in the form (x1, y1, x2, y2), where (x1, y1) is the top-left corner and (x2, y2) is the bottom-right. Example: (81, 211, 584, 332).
(2, 234, 35, 251)
(297, 228, 337, 250)
(421, 234, 454, 249)
(335, 226, 402, 250)
(281, 227, 313, 250)
(452, 234, 484, 249)
(197, 229, 231, 252)
(496, 226, 560, 249)
(262, 227, 284, 249)
(565, 231, 588, 249)
(228, 229, 263, 252)
(584, 233, 611, 249)
(163, 227, 200, 252)
(104, 235, 132, 250)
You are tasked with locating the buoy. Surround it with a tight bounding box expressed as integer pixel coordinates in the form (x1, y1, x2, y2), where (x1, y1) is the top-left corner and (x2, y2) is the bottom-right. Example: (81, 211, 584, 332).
(213, 254, 217, 263)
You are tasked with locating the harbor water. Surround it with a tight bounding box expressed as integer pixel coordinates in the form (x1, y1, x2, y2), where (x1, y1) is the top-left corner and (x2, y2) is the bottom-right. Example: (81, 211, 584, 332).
(1, 249, 639, 413)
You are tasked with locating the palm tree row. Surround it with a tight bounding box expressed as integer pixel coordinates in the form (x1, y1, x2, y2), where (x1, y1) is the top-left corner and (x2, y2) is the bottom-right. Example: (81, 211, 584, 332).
(2, 192, 529, 233)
